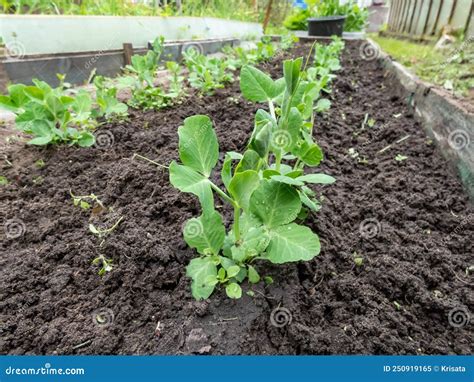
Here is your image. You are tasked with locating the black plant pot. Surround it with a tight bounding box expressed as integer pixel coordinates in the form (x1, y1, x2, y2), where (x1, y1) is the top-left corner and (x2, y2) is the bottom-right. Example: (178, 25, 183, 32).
(307, 16, 346, 37)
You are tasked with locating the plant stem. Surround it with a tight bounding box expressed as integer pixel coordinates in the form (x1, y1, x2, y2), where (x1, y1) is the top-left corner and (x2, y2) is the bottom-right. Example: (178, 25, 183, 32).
(233, 205, 241, 242)
(132, 153, 168, 168)
(210, 182, 236, 207)
(275, 152, 282, 172)
(268, 100, 276, 120)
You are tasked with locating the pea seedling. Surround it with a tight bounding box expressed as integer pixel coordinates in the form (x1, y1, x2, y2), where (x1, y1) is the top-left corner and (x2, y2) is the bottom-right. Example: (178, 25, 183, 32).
(170, 57, 336, 300)
(70, 190, 105, 211)
(92, 254, 113, 276)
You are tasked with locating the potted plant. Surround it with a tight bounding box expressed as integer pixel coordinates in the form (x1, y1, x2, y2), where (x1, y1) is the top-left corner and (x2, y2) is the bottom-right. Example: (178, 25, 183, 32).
(284, 0, 368, 37)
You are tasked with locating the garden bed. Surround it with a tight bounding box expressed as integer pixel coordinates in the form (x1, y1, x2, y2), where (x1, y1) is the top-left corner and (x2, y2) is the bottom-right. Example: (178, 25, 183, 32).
(1, 41, 472, 355)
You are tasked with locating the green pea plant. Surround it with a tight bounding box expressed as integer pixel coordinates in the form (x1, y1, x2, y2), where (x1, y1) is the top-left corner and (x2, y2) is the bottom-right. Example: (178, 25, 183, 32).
(0, 74, 96, 147)
(92, 75, 129, 121)
(119, 37, 183, 110)
(69, 190, 106, 212)
(183, 48, 234, 95)
(89, 216, 124, 276)
(169, 56, 336, 300)
(306, 37, 345, 95)
(166, 61, 185, 99)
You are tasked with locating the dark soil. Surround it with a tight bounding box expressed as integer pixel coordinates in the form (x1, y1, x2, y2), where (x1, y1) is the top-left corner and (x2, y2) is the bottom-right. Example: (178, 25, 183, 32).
(1, 41, 472, 355)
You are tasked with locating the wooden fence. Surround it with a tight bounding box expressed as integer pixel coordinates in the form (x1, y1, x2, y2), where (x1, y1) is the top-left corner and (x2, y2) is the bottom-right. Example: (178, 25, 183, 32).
(387, 0, 473, 40)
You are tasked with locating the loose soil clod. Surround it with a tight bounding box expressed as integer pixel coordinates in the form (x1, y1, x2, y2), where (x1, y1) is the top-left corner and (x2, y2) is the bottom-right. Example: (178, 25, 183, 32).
(0, 41, 472, 355)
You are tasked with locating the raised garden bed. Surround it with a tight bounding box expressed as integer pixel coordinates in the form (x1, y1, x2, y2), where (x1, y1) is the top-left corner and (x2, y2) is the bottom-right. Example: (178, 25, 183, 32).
(0, 41, 472, 355)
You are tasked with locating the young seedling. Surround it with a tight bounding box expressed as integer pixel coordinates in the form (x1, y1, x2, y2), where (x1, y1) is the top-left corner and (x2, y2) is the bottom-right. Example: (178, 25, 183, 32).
(0, 176, 8, 185)
(353, 251, 364, 267)
(35, 159, 45, 168)
(395, 154, 408, 162)
(93, 75, 128, 121)
(92, 254, 113, 276)
(70, 190, 106, 212)
(0, 74, 96, 147)
(170, 115, 329, 300)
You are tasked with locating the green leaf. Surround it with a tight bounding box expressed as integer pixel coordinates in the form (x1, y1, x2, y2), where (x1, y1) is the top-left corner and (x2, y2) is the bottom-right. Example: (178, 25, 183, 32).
(178, 115, 219, 177)
(221, 154, 233, 191)
(226, 265, 241, 279)
(24, 86, 44, 101)
(296, 142, 323, 167)
(183, 210, 225, 256)
(299, 190, 321, 212)
(228, 170, 260, 211)
(249, 114, 271, 158)
(7, 84, 29, 108)
(77, 132, 95, 147)
(45, 94, 64, 118)
(249, 180, 301, 228)
(89, 224, 99, 235)
(72, 91, 93, 121)
(235, 149, 260, 173)
(28, 135, 53, 145)
(315, 98, 331, 113)
(266, 223, 320, 264)
(248, 265, 260, 284)
(270, 175, 304, 186)
(225, 283, 242, 299)
(283, 58, 303, 95)
(296, 174, 335, 184)
(186, 257, 217, 300)
(240, 66, 283, 102)
(169, 161, 214, 213)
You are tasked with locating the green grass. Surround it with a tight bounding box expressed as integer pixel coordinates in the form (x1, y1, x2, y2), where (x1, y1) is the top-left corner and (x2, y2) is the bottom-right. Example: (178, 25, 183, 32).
(370, 34, 474, 98)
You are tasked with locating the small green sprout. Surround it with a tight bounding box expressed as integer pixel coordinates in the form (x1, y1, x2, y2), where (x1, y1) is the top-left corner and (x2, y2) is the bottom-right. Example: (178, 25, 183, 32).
(393, 301, 402, 311)
(35, 159, 45, 168)
(92, 254, 113, 276)
(0, 176, 8, 185)
(395, 154, 408, 162)
(70, 190, 105, 211)
(353, 252, 364, 267)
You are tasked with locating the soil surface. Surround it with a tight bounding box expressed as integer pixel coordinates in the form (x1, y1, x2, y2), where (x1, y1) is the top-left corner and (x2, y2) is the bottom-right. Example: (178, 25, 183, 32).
(1, 42, 473, 355)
